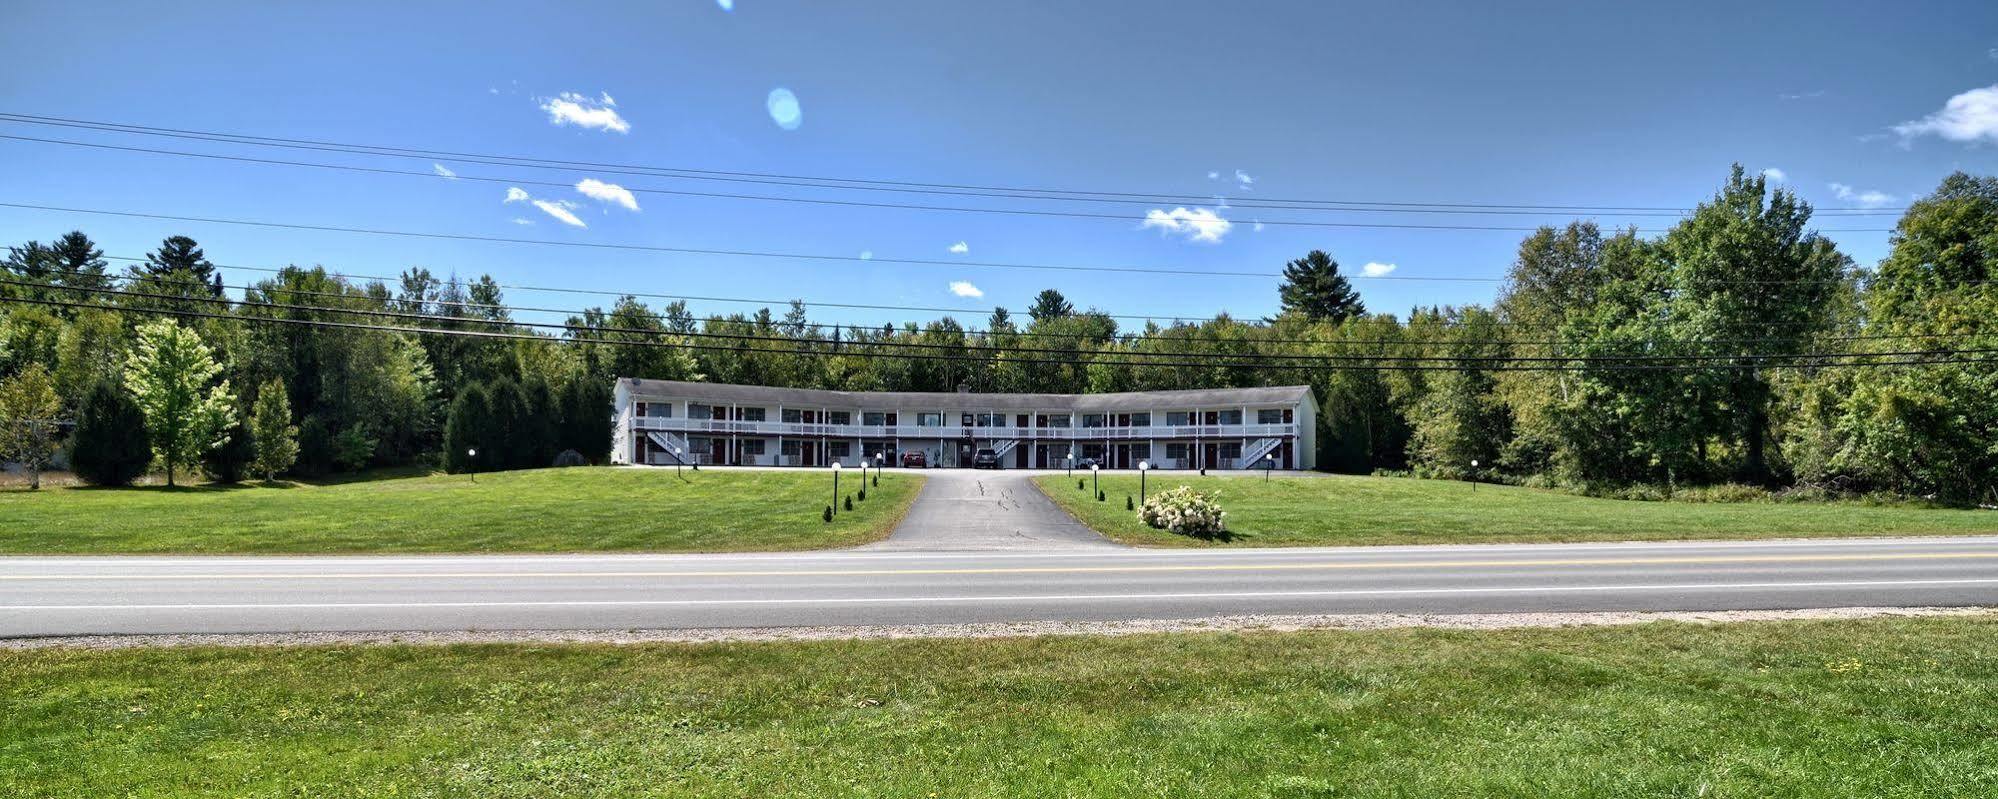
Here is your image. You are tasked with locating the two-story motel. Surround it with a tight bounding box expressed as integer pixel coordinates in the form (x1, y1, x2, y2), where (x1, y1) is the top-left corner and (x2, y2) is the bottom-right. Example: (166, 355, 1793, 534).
(611, 379, 1317, 471)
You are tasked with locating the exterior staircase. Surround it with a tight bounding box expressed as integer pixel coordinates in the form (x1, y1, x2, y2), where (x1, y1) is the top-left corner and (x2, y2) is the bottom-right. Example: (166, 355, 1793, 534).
(646, 430, 691, 464)
(990, 439, 1020, 460)
(1239, 437, 1282, 469)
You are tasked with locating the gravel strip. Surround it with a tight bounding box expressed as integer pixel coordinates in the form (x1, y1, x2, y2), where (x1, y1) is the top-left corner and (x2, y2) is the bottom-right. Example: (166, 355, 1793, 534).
(4, 606, 1991, 650)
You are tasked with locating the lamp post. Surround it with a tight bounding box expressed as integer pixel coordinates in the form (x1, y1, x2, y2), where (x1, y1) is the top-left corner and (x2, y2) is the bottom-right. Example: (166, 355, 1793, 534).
(1091, 463, 1100, 499)
(874, 452, 884, 485)
(670, 445, 682, 477)
(1263, 453, 1274, 482)
(831, 461, 842, 515)
(467, 447, 478, 483)
(1066, 453, 1073, 478)
(1138, 460, 1150, 504)
(1470, 459, 1479, 491)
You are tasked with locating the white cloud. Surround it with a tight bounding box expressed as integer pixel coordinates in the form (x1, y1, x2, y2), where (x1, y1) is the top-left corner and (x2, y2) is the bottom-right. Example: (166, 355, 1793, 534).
(511, 217, 535, 226)
(1252, 220, 1266, 233)
(1894, 84, 1998, 145)
(539, 91, 630, 133)
(717, 0, 734, 9)
(504, 186, 531, 203)
(1141, 206, 1232, 243)
(1779, 90, 1826, 101)
(575, 178, 640, 211)
(1760, 168, 1786, 182)
(1206, 170, 1220, 180)
(1360, 262, 1398, 277)
(532, 199, 587, 228)
(859, 250, 873, 261)
(1829, 182, 1897, 208)
(1234, 169, 1254, 188)
(948, 280, 984, 298)
(432, 163, 457, 179)
(948, 241, 969, 254)
(767, 88, 803, 130)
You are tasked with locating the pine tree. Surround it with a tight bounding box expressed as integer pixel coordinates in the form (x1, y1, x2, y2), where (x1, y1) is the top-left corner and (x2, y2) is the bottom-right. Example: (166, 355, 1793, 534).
(1277, 250, 1366, 322)
(139, 235, 223, 296)
(69, 380, 150, 486)
(123, 319, 236, 486)
(249, 378, 298, 482)
(443, 382, 490, 473)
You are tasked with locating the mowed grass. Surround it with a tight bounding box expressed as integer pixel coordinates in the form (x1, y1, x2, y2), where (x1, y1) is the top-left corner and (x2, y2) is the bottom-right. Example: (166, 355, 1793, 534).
(5, 616, 1997, 796)
(0, 467, 921, 553)
(1037, 472, 1998, 547)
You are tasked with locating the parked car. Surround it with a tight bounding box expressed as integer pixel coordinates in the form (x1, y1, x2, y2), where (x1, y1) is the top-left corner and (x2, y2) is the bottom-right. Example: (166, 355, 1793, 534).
(900, 451, 928, 468)
(971, 448, 1002, 469)
(1075, 456, 1102, 470)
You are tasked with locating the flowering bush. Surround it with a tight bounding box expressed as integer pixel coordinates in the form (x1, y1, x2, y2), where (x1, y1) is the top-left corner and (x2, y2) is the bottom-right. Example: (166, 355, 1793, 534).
(1137, 486, 1227, 537)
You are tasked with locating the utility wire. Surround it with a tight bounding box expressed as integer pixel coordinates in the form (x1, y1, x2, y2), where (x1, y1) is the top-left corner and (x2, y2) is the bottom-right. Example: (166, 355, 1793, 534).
(0, 112, 1911, 215)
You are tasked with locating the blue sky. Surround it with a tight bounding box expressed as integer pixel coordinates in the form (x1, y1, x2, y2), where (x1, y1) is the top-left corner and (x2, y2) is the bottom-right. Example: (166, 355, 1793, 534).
(3, 1, 1996, 329)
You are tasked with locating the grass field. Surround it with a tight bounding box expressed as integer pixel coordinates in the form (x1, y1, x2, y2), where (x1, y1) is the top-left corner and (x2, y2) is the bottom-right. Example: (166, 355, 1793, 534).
(1037, 472, 1998, 547)
(0, 467, 921, 554)
(4, 616, 1995, 796)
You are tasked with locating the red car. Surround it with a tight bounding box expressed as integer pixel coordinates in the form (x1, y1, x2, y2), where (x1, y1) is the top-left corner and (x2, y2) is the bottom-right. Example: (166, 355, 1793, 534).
(900, 451, 927, 468)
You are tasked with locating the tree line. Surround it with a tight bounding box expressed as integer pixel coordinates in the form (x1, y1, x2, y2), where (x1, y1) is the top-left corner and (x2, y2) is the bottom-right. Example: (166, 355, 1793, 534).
(1, 166, 1992, 503)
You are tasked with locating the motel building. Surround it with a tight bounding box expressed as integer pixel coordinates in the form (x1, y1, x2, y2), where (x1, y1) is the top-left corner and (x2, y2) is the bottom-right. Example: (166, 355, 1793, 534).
(611, 379, 1317, 471)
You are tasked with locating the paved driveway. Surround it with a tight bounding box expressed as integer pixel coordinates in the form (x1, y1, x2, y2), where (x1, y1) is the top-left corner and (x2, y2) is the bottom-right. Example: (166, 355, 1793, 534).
(863, 470, 1121, 551)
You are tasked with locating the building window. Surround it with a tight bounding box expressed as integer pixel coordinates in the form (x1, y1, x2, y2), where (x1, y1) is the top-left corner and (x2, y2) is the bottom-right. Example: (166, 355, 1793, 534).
(740, 440, 767, 455)
(1081, 444, 1106, 459)
(689, 404, 713, 420)
(918, 412, 944, 427)
(976, 413, 1007, 427)
(781, 440, 802, 456)
(1130, 412, 1151, 426)
(1081, 414, 1107, 428)
(1258, 409, 1285, 425)
(961, 413, 975, 427)
(1217, 410, 1243, 425)
(1046, 414, 1072, 428)
(1166, 443, 1190, 460)
(1166, 411, 1193, 426)
(645, 403, 674, 418)
(829, 411, 851, 425)
(829, 441, 851, 457)
(782, 409, 803, 423)
(740, 407, 767, 422)
(863, 412, 887, 426)
(1219, 442, 1243, 460)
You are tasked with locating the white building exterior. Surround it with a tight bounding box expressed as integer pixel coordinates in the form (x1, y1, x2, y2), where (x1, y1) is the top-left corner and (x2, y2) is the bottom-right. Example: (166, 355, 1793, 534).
(611, 379, 1317, 471)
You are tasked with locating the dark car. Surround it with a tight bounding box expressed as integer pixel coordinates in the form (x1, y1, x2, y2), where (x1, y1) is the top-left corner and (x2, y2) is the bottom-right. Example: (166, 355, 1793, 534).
(1075, 456, 1102, 470)
(971, 448, 1002, 469)
(900, 451, 928, 468)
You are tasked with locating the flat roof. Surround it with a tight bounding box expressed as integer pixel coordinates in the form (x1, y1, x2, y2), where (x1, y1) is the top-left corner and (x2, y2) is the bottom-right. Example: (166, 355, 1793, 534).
(622, 379, 1313, 413)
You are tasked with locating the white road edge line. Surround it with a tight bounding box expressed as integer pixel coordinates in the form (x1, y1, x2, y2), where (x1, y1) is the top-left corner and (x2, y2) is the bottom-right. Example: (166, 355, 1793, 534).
(5, 578, 1997, 611)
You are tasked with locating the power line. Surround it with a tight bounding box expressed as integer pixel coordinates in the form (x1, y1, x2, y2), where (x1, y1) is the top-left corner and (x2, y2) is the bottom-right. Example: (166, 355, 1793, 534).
(0, 202, 1904, 290)
(0, 112, 1911, 215)
(10, 280, 1994, 371)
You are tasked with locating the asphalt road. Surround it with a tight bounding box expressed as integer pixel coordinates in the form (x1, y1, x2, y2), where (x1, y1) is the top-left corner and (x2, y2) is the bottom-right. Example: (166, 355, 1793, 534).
(5, 535, 1998, 637)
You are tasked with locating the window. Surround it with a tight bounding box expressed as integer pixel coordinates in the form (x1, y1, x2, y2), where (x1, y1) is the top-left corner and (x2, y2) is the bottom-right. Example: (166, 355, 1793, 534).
(782, 409, 803, 423)
(1219, 442, 1242, 460)
(1258, 409, 1285, 425)
(1046, 414, 1072, 428)
(1081, 444, 1106, 459)
(781, 440, 802, 456)
(828, 411, 851, 425)
(917, 412, 944, 427)
(689, 404, 713, 420)
(1166, 411, 1193, 426)
(1166, 443, 1190, 460)
(740, 407, 767, 422)
(1130, 412, 1151, 426)
(740, 440, 767, 455)
(644, 402, 674, 418)
(961, 413, 975, 426)
(863, 412, 887, 426)
(1217, 410, 1243, 426)
(829, 441, 851, 457)
(977, 413, 1006, 427)
(1081, 414, 1107, 428)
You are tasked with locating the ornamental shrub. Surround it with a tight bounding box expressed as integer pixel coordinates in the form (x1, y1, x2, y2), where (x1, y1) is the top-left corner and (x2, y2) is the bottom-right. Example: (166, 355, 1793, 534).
(823, 505, 833, 523)
(1137, 486, 1228, 538)
(844, 495, 854, 512)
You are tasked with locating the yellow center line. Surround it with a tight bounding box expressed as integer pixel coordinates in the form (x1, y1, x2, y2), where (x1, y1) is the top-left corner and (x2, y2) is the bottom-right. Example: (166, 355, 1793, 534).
(4, 551, 1998, 580)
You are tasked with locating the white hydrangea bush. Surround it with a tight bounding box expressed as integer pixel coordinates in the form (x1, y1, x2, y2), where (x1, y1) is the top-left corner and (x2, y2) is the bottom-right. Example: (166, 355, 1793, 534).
(1137, 486, 1227, 537)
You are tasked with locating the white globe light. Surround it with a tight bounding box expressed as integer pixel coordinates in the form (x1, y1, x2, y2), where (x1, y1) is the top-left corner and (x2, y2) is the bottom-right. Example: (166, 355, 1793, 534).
(832, 461, 842, 471)
(1139, 461, 1150, 471)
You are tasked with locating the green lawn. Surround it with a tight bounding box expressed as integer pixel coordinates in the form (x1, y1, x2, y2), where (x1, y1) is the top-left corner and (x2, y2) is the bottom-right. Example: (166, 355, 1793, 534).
(5, 616, 1996, 796)
(0, 467, 921, 554)
(1037, 472, 1998, 547)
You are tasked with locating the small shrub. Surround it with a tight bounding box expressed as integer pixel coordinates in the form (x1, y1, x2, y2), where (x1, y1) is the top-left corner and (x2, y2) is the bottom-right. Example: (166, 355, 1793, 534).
(844, 496, 854, 512)
(822, 505, 833, 523)
(1097, 489, 1106, 502)
(1126, 495, 1135, 511)
(1077, 479, 1085, 490)
(872, 474, 878, 487)
(1138, 486, 1228, 538)
(858, 487, 867, 501)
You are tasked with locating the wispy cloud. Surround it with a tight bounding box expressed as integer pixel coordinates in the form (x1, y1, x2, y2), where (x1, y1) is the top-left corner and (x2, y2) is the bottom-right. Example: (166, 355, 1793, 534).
(1361, 262, 1398, 277)
(1234, 169, 1254, 189)
(511, 217, 535, 226)
(575, 178, 640, 211)
(1829, 182, 1897, 208)
(1893, 84, 1998, 145)
(1778, 90, 1827, 101)
(948, 280, 983, 298)
(539, 91, 630, 133)
(716, 0, 734, 10)
(1141, 207, 1232, 243)
(532, 199, 588, 228)
(1760, 167, 1787, 182)
(504, 186, 531, 203)
(767, 88, 803, 130)
(859, 250, 874, 261)
(432, 163, 458, 179)
(948, 241, 969, 254)
(1206, 170, 1220, 180)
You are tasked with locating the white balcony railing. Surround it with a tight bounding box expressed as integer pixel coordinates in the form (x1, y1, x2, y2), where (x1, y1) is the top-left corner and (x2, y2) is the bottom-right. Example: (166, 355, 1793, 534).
(630, 416, 1297, 441)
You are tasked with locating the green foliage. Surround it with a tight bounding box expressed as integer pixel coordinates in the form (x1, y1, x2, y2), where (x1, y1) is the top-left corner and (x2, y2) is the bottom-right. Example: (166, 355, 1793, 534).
(442, 383, 490, 474)
(201, 420, 255, 484)
(68, 381, 149, 487)
(332, 423, 378, 472)
(249, 379, 299, 481)
(1276, 249, 1366, 322)
(123, 319, 236, 486)
(0, 363, 63, 488)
